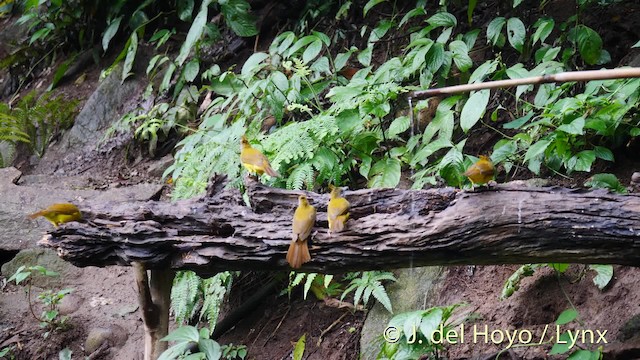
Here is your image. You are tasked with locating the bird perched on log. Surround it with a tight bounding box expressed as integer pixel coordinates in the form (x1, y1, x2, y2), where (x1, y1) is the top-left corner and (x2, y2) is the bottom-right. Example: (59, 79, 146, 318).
(240, 135, 280, 178)
(463, 155, 495, 187)
(327, 185, 350, 234)
(28, 203, 82, 227)
(287, 195, 315, 269)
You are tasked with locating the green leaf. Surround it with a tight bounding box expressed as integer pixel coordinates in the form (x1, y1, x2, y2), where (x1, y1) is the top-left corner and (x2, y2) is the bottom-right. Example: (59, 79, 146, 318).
(400, 7, 426, 27)
(102, 16, 123, 52)
(334, 52, 351, 71)
(589, 265, 613, 290)
(506, 17, 526, 53)
(557, 117, 585, 135)
(419, 308, 443, 339)
(58, 347, 72, 360)
(585, 173, 626, 194)
(556, 309, 578, 325)
(176, 0, 210, 66)
(292, 334, 306, 360)
(122, 32, 138, 83)
(161, 325, 200, 342)
(450, 40, 472, 72)
(568, 350, 599, 360)
(199, 338, 221, 359)
(221, 0, 258, 37)
(303, 39, 322, 64)
(486, 17, 506, 46)
(468, 60, 498, 84)
(178, 0, 195, 21)
(549, 332, 572, 355)
(183, 59, 200, 82)
(427, 12, 457, 28)
(160, 63, 176, 93)
(533, 18, 554, 45)
(460, 89, 490, 132)
(357, 46, 372, 67)
(574, 25, 603, 65)
(363, 0, 386, 16)
(368, 157, 401, 188)
(524, 139, 551, 162)
(568, 150, 595, 172)
(467, 0, 477, 24)
(503, 111, 533, 129)
(387, 116, 410, 138)
(241, 52, 269, 76)
(593, 146, 614, 161)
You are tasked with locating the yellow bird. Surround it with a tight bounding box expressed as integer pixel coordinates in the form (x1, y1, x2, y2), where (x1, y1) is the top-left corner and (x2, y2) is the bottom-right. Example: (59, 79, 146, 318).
(240, 135, 280, 177)
(29, 203, 82, 227)
(287, 195, 316, 269)
(463, 155, 495, 186)
(327, 185, 350, 234)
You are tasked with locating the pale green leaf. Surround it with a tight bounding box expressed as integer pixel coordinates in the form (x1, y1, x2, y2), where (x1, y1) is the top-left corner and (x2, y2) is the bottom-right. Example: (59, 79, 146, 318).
(460, 89, 490, 132)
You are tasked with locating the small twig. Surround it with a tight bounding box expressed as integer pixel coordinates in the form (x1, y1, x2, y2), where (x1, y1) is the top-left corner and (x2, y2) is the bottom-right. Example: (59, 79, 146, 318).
(263, 306, 291, 347)
(316, 311, 350, 347)
(411, 68, 640, 99)
(86, 342, 110, 360)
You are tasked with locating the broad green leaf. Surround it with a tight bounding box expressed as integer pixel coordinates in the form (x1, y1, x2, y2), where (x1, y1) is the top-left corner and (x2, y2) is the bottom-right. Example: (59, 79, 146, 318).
(568, 150, 595, 172)
(400, 7, 426, 27)
(486, 17, 506, 46)
(507, 17, 526, 53)
(467, 0, 477, 24)
(161, 325, 200, 342)
(387, 116, 410, 138)
(589, 265, 613, 290)
(363, 0, 386, 16)
(460, 89, 490, 132)
(567, 350, 599, 360)
(557, 117, 585, 135)
(199, 338, 221, 360)
(419, 308, 443, 339)
(556, 309, 578, 325)
(533, 18, 554, 45)
(450, 40, 472, 72)
(358, 46, 373, 67)
(334, 52, 351, 71)
(427, 12, 456, 28)
(549, 332, 572, 355)
(102, 16, 123, 52)
(469, 59, 498, 84)
(241, 52, 269, 76)
(492, 140, 517, 163)
(574, 25, 603, 65)
(302, 39, 322, 64)
(122, 32, 138, 83)
(221, 0, 257, 37)
(293, 334, 306, 360)
(176, 0, 210, 66)
(160, 63, 176, 93)
(524, 139, 551, 163)
(183, 59, 200, 82)
(368, 157, 401, 188)
(585, 173, 626, 194)
(503, 111, 533, 129)
(593, 146, 614, 161)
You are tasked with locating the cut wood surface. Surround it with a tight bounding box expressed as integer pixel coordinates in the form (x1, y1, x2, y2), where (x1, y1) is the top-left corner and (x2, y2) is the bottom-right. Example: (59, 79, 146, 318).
(38, 176, 640, 274)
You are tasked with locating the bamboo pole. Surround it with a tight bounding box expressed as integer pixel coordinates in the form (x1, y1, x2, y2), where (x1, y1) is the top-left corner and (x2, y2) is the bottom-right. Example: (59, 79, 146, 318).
(409, 67, 640, 99)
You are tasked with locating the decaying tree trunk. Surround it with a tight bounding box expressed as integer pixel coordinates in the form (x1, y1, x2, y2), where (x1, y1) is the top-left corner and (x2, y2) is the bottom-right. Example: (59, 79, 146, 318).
(39, 176, 640, 274)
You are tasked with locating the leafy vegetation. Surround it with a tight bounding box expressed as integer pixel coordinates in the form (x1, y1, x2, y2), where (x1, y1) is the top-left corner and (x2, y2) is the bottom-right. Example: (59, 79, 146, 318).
(8, 265, 74, 338)
(158, 325, 223, 360)
(0, 91, 78, 166)
(377, 304, 463, 359)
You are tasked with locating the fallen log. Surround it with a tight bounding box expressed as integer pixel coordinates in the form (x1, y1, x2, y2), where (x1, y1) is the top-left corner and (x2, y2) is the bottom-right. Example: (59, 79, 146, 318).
(39, 177, 640, 274)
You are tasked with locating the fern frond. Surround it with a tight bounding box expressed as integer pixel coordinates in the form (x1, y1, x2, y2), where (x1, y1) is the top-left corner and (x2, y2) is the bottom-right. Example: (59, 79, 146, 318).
(171, 271, 202, 325)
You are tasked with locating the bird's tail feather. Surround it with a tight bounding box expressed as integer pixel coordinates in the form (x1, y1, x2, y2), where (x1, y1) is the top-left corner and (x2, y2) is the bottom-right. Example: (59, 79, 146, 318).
(286, 240, 311, 269)
(264, 165, 280, 178)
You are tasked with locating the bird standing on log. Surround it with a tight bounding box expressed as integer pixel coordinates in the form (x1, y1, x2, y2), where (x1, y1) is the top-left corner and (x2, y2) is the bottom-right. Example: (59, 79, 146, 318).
(463, 155, 495, 187)
(287, 195, 315, 269)
(240, 135, 280, 178)
(327, 185, 350, 234)
(28, 203, 82, 227)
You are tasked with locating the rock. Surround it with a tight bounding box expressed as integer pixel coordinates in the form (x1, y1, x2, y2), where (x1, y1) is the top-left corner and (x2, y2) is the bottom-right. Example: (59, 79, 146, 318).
(58, 293, 84, 315)
(631, 172, 640, 185)
(360, 267, 445, 360)
(0, 248, 82, 288)
(84, 324, 128, 354)
(619, 313, 640, 341)
(147, 154, 174, 178)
